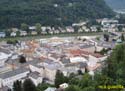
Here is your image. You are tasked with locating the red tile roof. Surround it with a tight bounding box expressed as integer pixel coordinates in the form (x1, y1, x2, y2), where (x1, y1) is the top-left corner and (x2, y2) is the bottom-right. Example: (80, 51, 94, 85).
(69, 49, 104, 58)
(69, 49, 82, 56)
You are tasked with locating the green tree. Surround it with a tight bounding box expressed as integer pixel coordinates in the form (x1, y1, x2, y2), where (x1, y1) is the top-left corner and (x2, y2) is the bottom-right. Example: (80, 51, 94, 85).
(103, 44, 125, 84)
(118, 25, 123, 32)
(13, 80, 22, 91)
(78, 73, 93, 88)
(73, 26, 79, 33)
(96, 37, 100, 41)
(83, 86, 95, 91)
(121, 33, 124, 41)
(6, 40, 18, 45)
(23, 79, 36, 91)
(21, 23, 29, 33)
(99, 48, 108, 55)
(35, 23, 42, 34)
(55, 70, 68, 87)
(19, 55, 26, 63)
(95, 74, 113, 86)
(103, 34, 109, 41)
(65, 85, 81, 91)
(5, 30, 11, 37)
(37, 83, 53, 91)
(97, 27, 101, 32)
(16, 31, 20, 36)
(7, 89, 12, 91)
(69, 78, 80, 86)
(77, 70, 83, 75)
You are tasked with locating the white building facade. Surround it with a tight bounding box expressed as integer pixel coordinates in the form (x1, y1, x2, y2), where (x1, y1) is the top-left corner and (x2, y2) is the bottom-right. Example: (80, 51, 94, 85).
(0, 68, 30, 88)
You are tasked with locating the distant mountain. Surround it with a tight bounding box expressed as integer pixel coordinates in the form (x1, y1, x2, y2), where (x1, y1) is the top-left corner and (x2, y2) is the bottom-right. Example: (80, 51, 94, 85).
(0, 0, 114, 28)
(105, 0, 125, 10)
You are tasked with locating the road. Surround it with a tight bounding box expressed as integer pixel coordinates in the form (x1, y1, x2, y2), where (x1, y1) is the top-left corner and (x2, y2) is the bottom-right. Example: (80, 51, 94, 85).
(0, 32, 105, 42)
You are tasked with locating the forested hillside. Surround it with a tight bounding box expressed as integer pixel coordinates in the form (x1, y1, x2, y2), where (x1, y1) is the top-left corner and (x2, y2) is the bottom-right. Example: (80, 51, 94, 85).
(0, 0, 114, 28)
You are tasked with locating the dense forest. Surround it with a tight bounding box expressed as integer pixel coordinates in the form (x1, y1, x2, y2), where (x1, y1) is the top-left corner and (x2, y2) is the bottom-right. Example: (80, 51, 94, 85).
(0, 0, 114, 29)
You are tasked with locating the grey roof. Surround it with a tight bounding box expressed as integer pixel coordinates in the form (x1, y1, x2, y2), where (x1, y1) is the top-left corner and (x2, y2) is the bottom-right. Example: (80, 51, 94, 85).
(0, 48, 11, 54)
(79, 45, 94, 49)
(79, 62, 87, 68)
(27, 59, 42, 65)
(44, 62, 61, 70)
(0, 68, 29, 79)
(97, 42, 116, 49)
(44, 59, 54, 64)
(61, 58, 70, 64)
(59, 66, 79, 73)
(29, 72, 41, 79)
(0, 86, 10, 91)
(6, 59, 42, 68)
(65, 62, 87, 68)
(32, 63, 44, 69)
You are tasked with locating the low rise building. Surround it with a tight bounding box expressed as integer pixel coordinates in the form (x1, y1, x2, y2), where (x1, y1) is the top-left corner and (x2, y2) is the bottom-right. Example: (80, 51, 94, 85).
(101, 18, 118, 26)
(10, 32, 16, 37)
(0, 32, 6, 38)
(90, 26, 98, 32)
(66, 27, 74, 33)
(31, 31, 38, 35)
(29, 72, 43, 86)
(61, 62, 87, 76)
(70, 57, 87, 63)
(0, 68, 30, 88)
(44, 87, 56, 91)
(59, 83, 69, 89)
(20, 31, 27, 36)
(0, 52, 11, 67)
(29, 26, 36, 30)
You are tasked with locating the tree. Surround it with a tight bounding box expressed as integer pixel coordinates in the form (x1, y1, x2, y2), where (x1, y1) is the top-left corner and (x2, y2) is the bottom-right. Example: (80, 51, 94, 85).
(73, 26, 79, 33)
(83, 86, 95, 91)
(103, 34, 109, 41)
(65, 85, 81, 91)
(23, 79, 36, 91)
(121, 33, 124, 41)
(78, 70, 83, 75)
(16, 31, 20, 36)
(6, 40, 18, 45)
(13, 80, 22, 91)
(94, 73, 113, 86)
(78, 73, 92, 88)
(19, 55, 26, 63)
(103, 44, 125, 84)
(7, 89, 12, 91)
(5, 30, 11, 37)
(46, 29, 49, 34)
(37, 83, 53, 91)
(85, 67, 88, 73)
(96, 37, 100, 41)
(99, 48, 108, 55)
(35, 23, 42, 34)
(55, 70, 68, 87)
(97, 27, 101, 32)
(118, 25, 123, 32)
(68, 78, 80, 86)
(21, 23, 29, 33)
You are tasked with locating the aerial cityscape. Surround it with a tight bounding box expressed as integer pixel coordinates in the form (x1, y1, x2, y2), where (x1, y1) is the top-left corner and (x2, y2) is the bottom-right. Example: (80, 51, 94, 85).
(0, 0, 125, 91)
